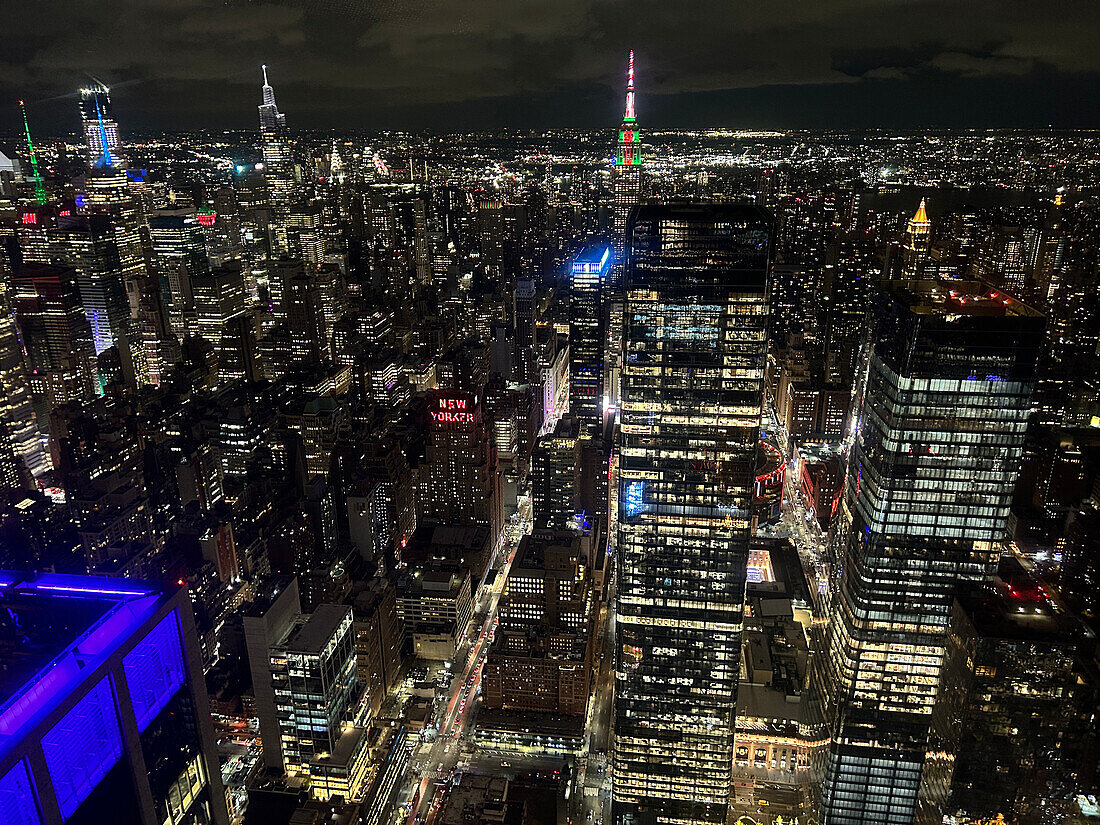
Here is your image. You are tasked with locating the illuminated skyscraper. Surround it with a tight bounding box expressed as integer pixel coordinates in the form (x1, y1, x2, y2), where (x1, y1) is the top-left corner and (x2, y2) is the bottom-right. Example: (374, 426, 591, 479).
(0, 572, 229, 825)
(149, 209, 211, 339)
(265, 603, 372, 800)
(243, 576, 302, 772)
(285, 271, 328, 367)
(49, 213, 133, 357)
(901, 198, 932, 281)
(83, 171, 152, 384)
(570, 244, 610, 426)
(78, 85, 121, 169)
(11, 263, 99, 407)
(258, 65, 296, 249)
(415, 389, 503, 551)
(614, 204, 773, 825)
(532, 415, 581, 528)
(191, 264, 246, 347)
(0, 263, 49, 484)
(813, 280, 1044, 825)
(611, 51, 642, 262)
(83, 173, 146, 315)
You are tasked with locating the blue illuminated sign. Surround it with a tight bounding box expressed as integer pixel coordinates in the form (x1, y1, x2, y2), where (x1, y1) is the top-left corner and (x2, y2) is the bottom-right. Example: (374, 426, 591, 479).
(41, 676, 123, 820)
(74, 194, 86, 209)
(124, 609, 185, 732)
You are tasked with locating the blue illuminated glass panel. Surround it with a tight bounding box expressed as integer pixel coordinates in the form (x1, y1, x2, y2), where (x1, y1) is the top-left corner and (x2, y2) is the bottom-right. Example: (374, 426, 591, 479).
(123, 609, 185, 732)
(0, 760, 41, 825)
(624, 480, 646, 518)
(41, 676, 123, 820)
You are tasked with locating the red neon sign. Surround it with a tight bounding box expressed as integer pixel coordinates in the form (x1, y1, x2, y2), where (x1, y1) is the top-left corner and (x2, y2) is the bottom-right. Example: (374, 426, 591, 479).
(432, 395, 475, 426)
(21, 212, 37, 226)
(433, 411, 474, 424)
(196, 211, 216, 227)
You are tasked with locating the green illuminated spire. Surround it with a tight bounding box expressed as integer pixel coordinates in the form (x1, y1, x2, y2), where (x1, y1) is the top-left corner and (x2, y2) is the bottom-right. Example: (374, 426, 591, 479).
(19, 100, 47, 206)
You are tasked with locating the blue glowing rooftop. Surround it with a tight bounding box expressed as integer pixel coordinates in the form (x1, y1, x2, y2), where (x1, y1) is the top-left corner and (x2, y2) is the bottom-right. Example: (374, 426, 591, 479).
(0, 572, 164, 762)
(572, 244, 611, 276)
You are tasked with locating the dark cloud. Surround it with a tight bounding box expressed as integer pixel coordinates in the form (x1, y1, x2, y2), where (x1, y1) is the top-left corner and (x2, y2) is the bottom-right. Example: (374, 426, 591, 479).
(3, 0, 1098, 133)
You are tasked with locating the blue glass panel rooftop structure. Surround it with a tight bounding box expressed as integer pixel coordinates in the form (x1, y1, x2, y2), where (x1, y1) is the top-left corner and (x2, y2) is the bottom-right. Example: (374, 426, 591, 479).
(0, 571, 228, 825)
(40, 677, 123, 820)
(123, 610, 185, 732)
(0, 760, 41, 825)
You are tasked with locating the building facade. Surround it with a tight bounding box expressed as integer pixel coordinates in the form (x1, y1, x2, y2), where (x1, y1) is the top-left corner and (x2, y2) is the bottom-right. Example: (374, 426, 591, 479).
(813, 280, 1045, 825)
(926, 580, 1096, 824)
(482, 528, 594, 716)
(614, 204, 773, 825)
(268, 603, 367, 799)
(570, 245, 610, 425)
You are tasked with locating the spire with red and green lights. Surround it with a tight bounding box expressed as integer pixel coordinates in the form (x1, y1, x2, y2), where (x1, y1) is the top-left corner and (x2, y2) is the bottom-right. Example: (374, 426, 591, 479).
(624, 49, 635, 122)
(19, 100, 47, 205)
(615, 51, 640, 167)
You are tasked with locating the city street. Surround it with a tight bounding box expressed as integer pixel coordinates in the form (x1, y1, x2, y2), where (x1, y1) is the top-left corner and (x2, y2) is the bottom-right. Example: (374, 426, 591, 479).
(396, 500, 530, 825)
(765, 400, 834, 606)
(574, 575, 616, 825)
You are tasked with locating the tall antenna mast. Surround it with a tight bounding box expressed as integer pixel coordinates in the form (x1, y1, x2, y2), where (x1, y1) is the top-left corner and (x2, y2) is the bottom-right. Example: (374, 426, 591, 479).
(19, 100, 48, 205)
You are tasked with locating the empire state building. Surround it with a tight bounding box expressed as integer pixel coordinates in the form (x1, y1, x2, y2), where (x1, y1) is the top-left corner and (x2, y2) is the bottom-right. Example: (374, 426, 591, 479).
(611, 51, 642, 262)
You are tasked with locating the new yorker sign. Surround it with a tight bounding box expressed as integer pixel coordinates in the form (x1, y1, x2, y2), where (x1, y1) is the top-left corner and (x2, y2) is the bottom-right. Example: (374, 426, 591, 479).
(431, 393, 476, 427)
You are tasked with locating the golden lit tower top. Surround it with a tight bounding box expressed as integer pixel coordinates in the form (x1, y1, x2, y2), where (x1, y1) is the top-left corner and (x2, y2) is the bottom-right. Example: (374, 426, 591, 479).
(902, 198, 932, 280)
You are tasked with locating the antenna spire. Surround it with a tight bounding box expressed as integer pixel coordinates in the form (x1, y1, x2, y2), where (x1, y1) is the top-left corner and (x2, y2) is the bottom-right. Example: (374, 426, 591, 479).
(262, 64, 269, 86)
(19, 100, 48, 205)
(624, 50, 636, 122)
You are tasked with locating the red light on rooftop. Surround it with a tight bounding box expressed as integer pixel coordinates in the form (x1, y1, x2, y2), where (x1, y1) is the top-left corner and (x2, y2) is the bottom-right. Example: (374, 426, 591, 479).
(177, 577, 187, 587)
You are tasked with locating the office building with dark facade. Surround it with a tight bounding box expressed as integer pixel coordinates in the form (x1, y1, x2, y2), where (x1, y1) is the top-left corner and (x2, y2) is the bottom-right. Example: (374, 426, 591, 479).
(570, 245, 610, 427)
(813, 280, 1045, 825)
(614, 204, 773, 825)
(927, 578, 1097, 824)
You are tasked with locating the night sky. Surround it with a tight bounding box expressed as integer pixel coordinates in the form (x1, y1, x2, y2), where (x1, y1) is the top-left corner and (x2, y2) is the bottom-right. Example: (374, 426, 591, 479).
(3, 0, 1099, 134)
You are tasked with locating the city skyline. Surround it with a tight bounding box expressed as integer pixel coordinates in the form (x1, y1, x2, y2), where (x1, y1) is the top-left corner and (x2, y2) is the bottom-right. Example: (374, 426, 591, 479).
(4, 0, 1100, 135)
(0, 16, 1097, 825)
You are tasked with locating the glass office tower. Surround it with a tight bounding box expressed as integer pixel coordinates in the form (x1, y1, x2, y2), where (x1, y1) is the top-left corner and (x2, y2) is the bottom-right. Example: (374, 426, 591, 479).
(268, 603, 369, 799)
(814, 280, 1044, 825)
(570, 245, 610, 427)
(614, 204, 773, 825)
